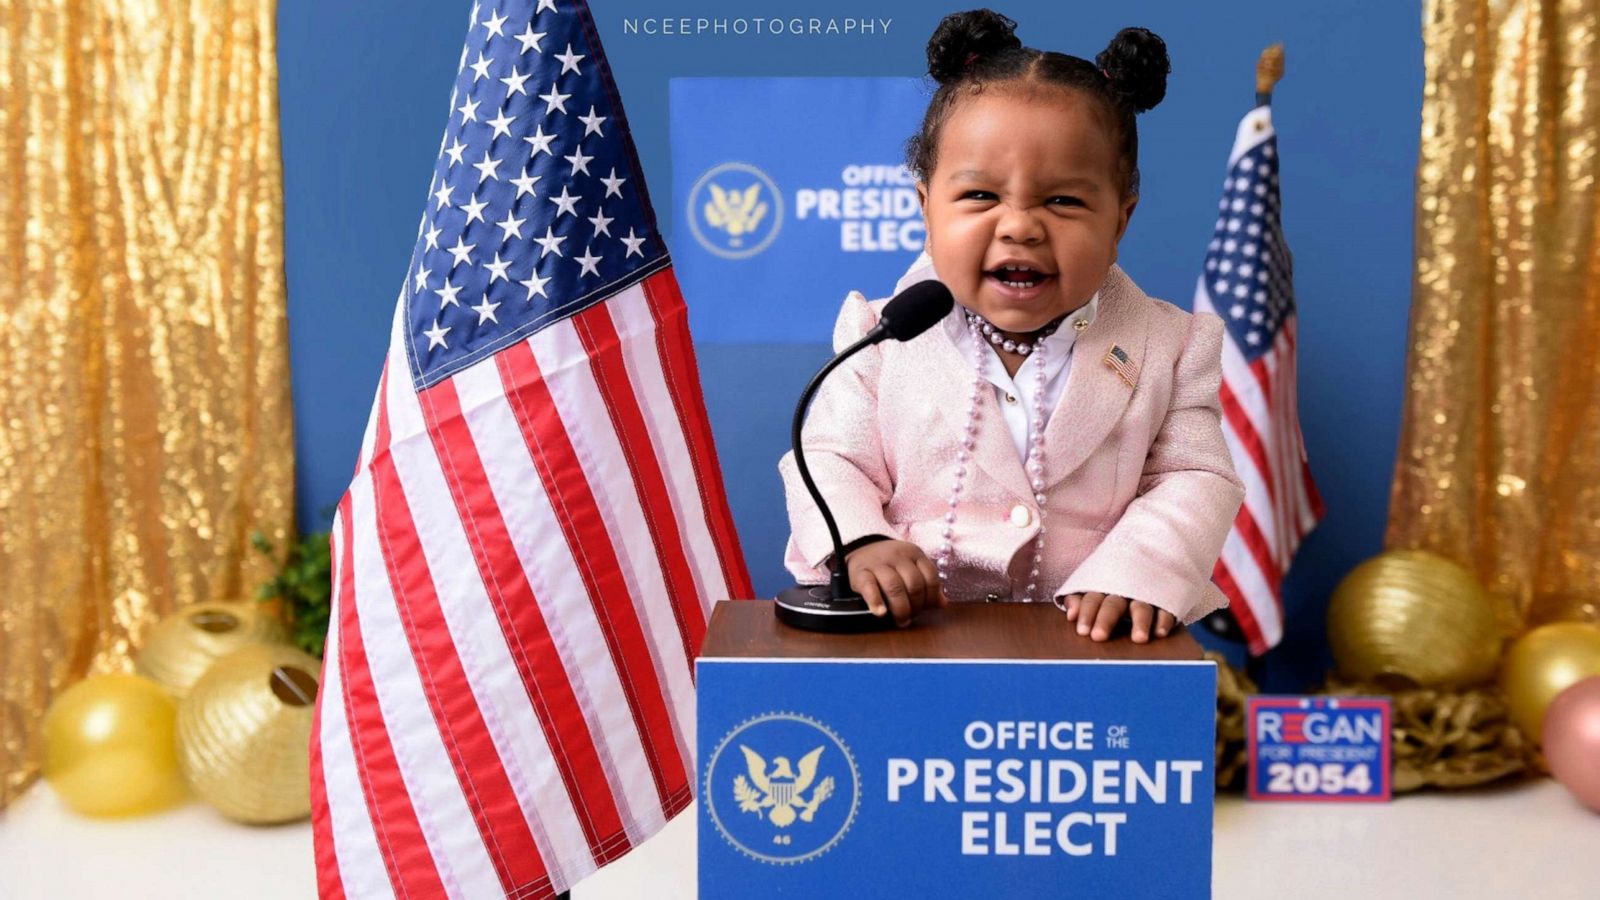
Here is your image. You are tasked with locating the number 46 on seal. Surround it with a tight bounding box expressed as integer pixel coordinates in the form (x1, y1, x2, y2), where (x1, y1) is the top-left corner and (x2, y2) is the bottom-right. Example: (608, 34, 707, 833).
(1246, 696, 1392, 802)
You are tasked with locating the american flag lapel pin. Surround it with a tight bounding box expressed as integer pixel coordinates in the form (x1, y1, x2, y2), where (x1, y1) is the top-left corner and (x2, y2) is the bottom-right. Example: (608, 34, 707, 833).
(1104, 344, 1138, 387)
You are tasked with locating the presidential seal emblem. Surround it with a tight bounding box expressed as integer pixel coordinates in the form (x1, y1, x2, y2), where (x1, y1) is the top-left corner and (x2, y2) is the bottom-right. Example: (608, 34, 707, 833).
(735, 745, 833, 827)
(686, 162, 783, 259)
(704, 712, 858, 865)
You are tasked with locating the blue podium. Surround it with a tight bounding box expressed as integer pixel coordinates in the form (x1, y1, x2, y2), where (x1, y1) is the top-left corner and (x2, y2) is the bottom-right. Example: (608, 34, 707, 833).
(696, 600, 1216, 898)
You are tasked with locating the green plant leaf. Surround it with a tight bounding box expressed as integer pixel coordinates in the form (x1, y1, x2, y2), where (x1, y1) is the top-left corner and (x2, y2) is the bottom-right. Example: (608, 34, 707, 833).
(255, 529, 333, 659)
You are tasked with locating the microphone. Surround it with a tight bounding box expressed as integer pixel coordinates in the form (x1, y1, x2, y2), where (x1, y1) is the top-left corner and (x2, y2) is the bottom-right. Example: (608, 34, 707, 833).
(775, 280, 955, 633)
(870, 280, 956, 343)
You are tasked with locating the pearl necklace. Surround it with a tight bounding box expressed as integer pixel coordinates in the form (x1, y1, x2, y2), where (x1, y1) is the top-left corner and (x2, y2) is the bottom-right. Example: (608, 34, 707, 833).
(968, 312, 1063, 356)
(935, 312, 1050, 603)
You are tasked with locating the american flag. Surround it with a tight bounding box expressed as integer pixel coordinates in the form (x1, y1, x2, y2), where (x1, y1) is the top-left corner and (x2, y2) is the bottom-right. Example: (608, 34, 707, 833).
(309, 2, 752, 898)
(1192, 105, 1324, 655)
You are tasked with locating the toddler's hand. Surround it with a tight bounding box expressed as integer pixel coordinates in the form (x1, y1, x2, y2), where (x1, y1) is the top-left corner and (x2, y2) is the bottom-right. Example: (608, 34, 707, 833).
(844, 540, 947, 627)
(1061, 592, 1176, 643)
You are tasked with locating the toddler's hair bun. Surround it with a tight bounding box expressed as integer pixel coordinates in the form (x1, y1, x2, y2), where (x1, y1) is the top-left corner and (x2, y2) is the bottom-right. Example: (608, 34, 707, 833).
(1095, 27, 1170, 114)
(926, 9, 1022, 84)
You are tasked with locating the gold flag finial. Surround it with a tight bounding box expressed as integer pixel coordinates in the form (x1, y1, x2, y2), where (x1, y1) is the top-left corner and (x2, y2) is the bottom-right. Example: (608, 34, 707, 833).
(1256, 44, 1285, 96)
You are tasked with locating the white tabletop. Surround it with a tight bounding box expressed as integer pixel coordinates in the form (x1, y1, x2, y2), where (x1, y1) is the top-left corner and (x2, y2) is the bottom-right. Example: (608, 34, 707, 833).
(2, 776, 1596, 899)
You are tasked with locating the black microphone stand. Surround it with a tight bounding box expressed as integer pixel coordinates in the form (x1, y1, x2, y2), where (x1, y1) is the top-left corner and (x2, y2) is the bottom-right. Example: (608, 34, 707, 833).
(773, 327, 897, 633)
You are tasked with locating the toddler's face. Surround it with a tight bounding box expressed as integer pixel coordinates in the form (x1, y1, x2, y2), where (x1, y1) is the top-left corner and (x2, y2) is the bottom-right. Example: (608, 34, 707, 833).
(917, 87, 1136, 334)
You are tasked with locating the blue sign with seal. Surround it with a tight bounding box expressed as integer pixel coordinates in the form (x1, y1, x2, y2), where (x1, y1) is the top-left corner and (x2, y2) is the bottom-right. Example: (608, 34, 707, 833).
(669, 78, 930, 344)
(1246, 695, 1392, 802)
(697, 658, 1216, 898)
(703, 711, 861, 867)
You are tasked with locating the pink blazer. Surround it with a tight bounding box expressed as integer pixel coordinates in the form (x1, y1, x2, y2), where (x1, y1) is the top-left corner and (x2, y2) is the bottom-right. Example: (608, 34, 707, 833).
(778, 256, 1246, 625)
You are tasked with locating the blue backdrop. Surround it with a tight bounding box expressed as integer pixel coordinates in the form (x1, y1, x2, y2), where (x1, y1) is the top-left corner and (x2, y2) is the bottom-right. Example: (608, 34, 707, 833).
(277, 0, 1423, 690)
(669, 78, 930, 344)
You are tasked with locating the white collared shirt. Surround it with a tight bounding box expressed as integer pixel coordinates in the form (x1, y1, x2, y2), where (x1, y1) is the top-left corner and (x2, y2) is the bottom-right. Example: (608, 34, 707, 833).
(942, 296, 1099, 462)
(890, 251, 1100, 462)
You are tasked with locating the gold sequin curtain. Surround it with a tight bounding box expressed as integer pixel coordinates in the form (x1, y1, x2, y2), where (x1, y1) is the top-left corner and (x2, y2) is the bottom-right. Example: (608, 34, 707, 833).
(1387, 0, 1599, 628)
(0, 0, 293, 809)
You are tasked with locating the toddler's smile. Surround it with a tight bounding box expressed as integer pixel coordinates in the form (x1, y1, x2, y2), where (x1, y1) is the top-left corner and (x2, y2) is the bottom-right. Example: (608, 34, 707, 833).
(985, 260, 1055, 302)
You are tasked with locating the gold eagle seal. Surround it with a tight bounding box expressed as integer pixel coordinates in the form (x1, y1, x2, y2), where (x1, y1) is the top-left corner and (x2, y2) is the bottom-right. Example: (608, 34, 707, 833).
(733, 745, 835, 828)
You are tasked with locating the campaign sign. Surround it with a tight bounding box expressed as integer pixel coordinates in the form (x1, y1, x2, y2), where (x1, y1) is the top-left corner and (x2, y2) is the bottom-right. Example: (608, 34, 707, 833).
(1246, 695, 1392, 803)
(669, 78, 929, 344)
(698, 659, 1216, 898)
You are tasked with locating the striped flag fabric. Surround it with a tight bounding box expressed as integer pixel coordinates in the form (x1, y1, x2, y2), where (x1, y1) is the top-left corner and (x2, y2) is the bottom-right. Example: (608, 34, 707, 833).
(309, 2, 752, 898)
(1192, 105, 1324, 656)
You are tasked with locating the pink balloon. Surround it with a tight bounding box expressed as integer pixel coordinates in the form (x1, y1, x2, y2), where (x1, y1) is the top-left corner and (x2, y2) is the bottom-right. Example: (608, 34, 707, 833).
(1544, 675, 1600, 813)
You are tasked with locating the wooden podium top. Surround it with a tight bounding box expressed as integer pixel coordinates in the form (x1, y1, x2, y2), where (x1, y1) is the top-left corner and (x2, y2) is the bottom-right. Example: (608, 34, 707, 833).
(700, 600, 1206, 662)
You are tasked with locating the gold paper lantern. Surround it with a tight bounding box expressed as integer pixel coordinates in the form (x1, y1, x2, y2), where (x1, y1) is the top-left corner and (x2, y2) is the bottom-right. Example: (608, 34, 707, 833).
(42, 674, 188, 817)
(135, 602, 288, 698)
(1498, 622, 1600, 744)
(178, 643, 321, 824)
(1327, 550, 1504, 688)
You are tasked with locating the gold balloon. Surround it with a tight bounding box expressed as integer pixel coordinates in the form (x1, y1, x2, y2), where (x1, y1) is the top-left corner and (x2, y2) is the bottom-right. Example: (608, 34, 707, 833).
(178, 643, 321, 824)
(41, 674, 187, 817)
(1499, 622, 1600, 744)
(135, 602, 288, 698)
(1327, 550, 1506, 688)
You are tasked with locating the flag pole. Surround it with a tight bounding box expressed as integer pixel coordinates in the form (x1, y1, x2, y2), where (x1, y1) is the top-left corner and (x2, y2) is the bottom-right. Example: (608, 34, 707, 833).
(1255, 43, 1284, 107)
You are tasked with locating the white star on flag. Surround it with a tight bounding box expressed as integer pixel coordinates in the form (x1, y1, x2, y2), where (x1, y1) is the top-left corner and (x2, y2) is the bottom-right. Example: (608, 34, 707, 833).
(621, 227, 645, 257)
(496, 210, 527, 240)
(481, 9, 507, 38)
(484, 251, 513, 283)
(486, 110, 516, 138)
(511, 169, 541, 198)
(500, 65, 531, 97)
(471, 296, 501, 324)
(538, 84, 570, 114)
(575, 246, 602, 277)
(472, 150, 502, 183)
(534, 225, 565, 258)
(519, 270, 550, 299)
(514, 24, 545, 53)
(433, 277, 463, 307)
(555, 43, 585, 74)
(565, 146, 593, 176)
(549, 185, 580, 217)
(524, 124, 557, 157)
(422, 318, 449, 349)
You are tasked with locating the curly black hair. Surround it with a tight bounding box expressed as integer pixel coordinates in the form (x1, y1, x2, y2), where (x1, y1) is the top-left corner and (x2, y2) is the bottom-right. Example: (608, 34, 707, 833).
(905, 9, 1171, 199)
